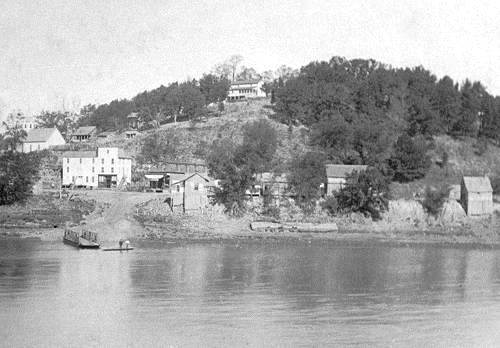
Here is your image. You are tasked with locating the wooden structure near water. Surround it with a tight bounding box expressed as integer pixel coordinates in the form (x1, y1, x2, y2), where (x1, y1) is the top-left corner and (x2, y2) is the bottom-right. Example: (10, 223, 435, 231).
(63, 229, 100, 249)
(460, 176, 493, 216)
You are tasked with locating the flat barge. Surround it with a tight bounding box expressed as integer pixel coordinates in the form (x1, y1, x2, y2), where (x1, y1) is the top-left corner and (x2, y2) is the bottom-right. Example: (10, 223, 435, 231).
(63, 229, 100, 249)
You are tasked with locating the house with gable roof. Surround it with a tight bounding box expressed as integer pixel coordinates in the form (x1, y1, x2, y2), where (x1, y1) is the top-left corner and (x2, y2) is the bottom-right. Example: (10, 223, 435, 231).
(227, 79, 266, 101)
(18, 127, 66, 153)
(170, 173, 210, 212)
(71, 126, 97, 142)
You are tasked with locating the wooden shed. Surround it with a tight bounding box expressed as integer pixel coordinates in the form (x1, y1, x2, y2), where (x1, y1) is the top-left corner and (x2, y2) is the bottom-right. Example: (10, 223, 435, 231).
(170, 173, 209, 213)
(460, 176, 493, 216)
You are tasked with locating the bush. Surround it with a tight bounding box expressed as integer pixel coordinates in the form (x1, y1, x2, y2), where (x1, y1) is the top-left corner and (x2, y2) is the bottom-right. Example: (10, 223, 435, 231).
(389, 134, 431, 182)
(421, 185, 450, 216)
(491, 177, 500, 195)
(320, 196, 338, 216)
(335, 167, 391, 220)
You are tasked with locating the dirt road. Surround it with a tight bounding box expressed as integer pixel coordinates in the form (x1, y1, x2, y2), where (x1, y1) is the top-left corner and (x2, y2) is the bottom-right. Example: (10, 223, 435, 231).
(74, 190, 158, 242)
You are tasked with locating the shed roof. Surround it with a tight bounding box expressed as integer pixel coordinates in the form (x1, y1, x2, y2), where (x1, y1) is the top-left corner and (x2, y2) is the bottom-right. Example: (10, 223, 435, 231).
(24, 128, 59, 143)
(325, 164, 368, 178)
(72, 126, 96, 136)
(127, 112, 138, 119)
(62, 151, 97, 158)
(462, 176, 492, 193)
(171, 172, 209, 185)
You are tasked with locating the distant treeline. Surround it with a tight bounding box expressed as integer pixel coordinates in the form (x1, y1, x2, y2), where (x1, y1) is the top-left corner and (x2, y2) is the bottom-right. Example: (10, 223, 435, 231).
(77, 75, 230, 131)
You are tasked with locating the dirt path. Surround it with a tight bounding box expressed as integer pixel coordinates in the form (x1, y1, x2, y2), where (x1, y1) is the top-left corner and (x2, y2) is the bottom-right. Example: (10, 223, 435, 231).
(75, 190, 158, 242)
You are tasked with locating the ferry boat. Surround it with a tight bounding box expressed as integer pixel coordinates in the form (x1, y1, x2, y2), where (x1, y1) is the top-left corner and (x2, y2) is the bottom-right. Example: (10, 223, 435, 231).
(63, 229, 100, 249)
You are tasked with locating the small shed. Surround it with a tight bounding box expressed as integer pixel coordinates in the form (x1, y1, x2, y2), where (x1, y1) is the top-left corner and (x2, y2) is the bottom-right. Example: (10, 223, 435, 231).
(71, 126, 97, 142)
(170, 173, 209, 213)
(460, 176, 493, 216)
(325, 164, 368, 195)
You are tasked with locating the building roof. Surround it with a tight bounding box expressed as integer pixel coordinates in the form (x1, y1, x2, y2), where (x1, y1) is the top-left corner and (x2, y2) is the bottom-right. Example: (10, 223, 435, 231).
(118, 149, 132, 159)
(172, 172, 209, 185)
(325, 164, 368, 178)
(72, 126, 96, 136)
(62, 151, 97, 158)
(127, 112, 139, 119)
(462, 176, 492, 193)
(24, 128, 59, 143)
(230, 79, 260, 86)
(97, 131, 114, 137)
(125, 130, 140, 134)
(256, 172, 288, 183)
(149, 161, 207, 174)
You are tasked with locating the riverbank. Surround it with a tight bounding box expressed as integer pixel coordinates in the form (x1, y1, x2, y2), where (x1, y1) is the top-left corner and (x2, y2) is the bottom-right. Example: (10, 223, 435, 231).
(2, 191, 500, 248)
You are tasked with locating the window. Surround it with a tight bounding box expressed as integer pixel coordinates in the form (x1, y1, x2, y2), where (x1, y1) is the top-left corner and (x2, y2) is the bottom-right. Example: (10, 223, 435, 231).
(79, 158, 82, 164)
(111, 158, 114, 164)
(107, 149, 109, 154)
(101, 158, 104, 164)
(101, 167, 104, 173)
(92, 158, 95, 164)
(111, 167, 114, 173)
(67, 158, 70, 164)
(72, 176, 75, 182)
(176, 185, 180, 192)
(86, 176, 88, 183)
(67, 167, 69, 173)
(194, 183, 199, 191)
(37, 144, 40, 150)
(92, 176, 94, 183)
(92, 167, 94, 173)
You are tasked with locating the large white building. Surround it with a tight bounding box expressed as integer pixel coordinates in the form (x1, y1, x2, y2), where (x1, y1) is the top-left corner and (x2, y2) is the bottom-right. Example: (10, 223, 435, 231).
(227, 79, 266, 101)
(19, 127, 66, 153)
(62, 147, 132, 189)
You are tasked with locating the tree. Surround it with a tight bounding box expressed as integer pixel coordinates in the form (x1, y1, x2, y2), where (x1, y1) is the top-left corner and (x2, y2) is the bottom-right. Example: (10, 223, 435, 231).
(207, 138, 253, 215)
(389, 134, 431, 182)
(228, 54, 243, 81)
(236, 66, 260, 81)
(35, 111, 77, 139)
(0, 151, 43, 205)
(1, 123, 27, 151)
(335, 167, 390, 220)
(239, 119, 278, 173)
(199, 74, 230, 105)
(288, 152, 326, 212)
(310, 112, 354, 162)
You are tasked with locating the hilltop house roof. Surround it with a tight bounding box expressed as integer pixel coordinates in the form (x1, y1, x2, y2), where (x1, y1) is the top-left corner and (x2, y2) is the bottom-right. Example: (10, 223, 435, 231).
(230, 79, 260, 86)
(72, 126, 96, 136)
(462, 176, 492, 193)
(325, 164, 368, 178)
(24, 128, 60, 143)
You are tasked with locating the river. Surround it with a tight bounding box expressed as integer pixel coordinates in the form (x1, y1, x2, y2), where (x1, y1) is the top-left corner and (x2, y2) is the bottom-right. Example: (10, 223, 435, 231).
(1, 238, 500, 347)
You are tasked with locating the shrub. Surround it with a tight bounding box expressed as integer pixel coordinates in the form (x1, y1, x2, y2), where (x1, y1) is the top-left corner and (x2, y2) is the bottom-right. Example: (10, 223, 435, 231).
(491, 177, 500, 195)
(320, 196, 338, 216)
(421, 185, 450, 216)
(335, 167, 391, 220)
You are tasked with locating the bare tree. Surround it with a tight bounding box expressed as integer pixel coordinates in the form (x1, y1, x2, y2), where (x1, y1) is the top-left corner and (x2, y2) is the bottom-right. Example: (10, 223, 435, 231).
(228, 54, 243, 81)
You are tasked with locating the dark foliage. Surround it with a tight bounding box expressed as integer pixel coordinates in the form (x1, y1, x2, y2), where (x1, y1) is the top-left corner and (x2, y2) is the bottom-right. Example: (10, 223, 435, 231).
(288, 151, 326, 212)
(0, 151, 44, 205)
(422, 185, 451, 216)
(207, 120, 278, 214)
(389, 134, 431, 182)
(320, 196, 338, 216)
(335, 168, 391, 220)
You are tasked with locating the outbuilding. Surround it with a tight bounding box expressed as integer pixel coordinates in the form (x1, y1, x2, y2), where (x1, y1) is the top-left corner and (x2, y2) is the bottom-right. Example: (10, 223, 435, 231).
(460, 176, 493, 216)
(170, 173, 210, 213)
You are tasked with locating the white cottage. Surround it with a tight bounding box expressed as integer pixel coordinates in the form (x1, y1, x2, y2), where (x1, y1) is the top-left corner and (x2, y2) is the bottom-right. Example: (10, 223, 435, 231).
(19, 127, 66, 153)
(227, 79, 266, 101)
(62, 147, 132, 189)
(325, 164, 368, 195)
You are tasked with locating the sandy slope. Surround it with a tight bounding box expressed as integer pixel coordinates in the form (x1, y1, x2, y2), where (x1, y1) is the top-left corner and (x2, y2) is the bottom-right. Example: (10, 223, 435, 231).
(75, 190, 158, 242)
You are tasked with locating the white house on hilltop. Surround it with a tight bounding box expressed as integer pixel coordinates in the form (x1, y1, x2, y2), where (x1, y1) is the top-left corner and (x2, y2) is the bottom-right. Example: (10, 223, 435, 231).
(18, 127, 66, 153)
(227, 79, 266, 101)
(62, 147, 132, 189)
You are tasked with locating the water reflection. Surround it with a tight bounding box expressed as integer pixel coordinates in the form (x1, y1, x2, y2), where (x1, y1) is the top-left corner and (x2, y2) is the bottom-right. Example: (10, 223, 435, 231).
(1, 239, 500, 346)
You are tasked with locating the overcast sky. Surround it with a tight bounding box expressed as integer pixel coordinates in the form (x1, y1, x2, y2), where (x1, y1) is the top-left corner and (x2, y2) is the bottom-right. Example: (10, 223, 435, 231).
(1, 0, 500, 119)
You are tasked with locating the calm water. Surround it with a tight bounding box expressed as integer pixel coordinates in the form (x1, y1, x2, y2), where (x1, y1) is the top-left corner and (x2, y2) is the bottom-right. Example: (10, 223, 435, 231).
(1, 239, 500, 347)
